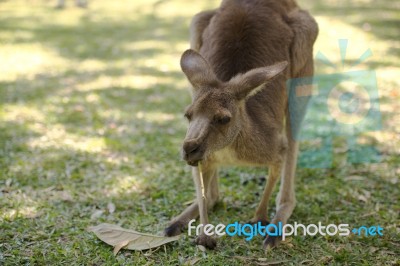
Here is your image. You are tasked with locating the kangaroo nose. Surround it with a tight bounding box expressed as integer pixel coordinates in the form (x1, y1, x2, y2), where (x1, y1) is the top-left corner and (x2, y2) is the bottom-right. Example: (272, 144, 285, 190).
(183, 140, 200, 156)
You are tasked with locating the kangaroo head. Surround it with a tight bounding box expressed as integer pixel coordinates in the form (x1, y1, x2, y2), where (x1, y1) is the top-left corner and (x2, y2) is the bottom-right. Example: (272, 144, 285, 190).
(180, 49, 287, 166)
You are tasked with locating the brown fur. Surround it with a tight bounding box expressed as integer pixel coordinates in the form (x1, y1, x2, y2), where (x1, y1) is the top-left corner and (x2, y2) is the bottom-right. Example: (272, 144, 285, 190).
(165, 0, 318, 249)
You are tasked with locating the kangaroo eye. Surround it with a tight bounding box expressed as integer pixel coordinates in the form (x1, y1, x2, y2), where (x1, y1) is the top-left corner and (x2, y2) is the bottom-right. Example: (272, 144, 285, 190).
(215, 116, 231, 125)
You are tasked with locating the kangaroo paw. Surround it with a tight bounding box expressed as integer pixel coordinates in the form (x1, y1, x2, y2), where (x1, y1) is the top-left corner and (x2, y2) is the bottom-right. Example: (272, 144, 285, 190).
(195, 234, 217, 249)
(164, 220, 186, 237)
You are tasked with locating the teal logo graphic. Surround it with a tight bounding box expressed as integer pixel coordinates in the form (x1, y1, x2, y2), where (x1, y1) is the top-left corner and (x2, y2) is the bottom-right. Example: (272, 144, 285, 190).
(287, 39, 381, 168)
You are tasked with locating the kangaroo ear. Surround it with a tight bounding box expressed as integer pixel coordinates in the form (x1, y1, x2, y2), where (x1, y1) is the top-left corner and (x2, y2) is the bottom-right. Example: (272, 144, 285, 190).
(229, 61, 288, 100)
(180, 49, 219, 90)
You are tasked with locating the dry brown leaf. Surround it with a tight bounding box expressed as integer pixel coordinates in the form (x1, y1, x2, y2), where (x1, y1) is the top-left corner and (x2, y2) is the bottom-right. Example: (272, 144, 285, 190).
(197, 245, 206, 252)
(299, 259, 313, 265)
(60, 191, 73, 202)
(113, 239, 130, 255)
(90, 210, 104, 220)
(369, 247, 379, 254)
(183, 199, 195, 206)
(390, 176, 398, 184)
(344, 175, 364, 181)
(5, 178, 12, 187)
(357, 194, 368, 203)
(256, 260, 289, 265)
(185, 257, 201, 266)
(89, 223, 180, 253)
(360, 211, 376, 218)
(107, 202, 116, 214)
(318, 256, 333, 264)
(233, 256, 253, 262)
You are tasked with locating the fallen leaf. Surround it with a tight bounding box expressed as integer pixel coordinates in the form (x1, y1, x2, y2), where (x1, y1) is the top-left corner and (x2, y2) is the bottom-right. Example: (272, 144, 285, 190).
(379, 250, 396, 256)
(183, 199, 195, 206)
(107, 202, 116, 214)
(6, 178, 12, 187)
(357, 189, 371, 203)
(60, 191, 73, 202)
(185, 257, 201, 265)
(197, 245, 206, 252)
(344, 175, 364, 181)
(318, 256, 333, 264)
(360, 211, 376, 218)
(113, 239, 130, 255)
(89, 223, 180, 253)
(90, 210, 104, 220)
(369, 247, 379, 254)
(358, 194, 368, 203)
(361, 189, 371, 198)
(256, 260, 289, 265)
(299, 259, 313, 265)
(233, 256, 253, 262)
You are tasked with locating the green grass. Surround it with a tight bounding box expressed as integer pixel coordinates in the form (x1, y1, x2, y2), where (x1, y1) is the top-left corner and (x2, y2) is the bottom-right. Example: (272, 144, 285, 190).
(0, 0, 399, 265)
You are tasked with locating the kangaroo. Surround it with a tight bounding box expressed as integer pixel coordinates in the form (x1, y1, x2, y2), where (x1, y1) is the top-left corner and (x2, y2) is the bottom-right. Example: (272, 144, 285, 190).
(165, 0, 318, 250)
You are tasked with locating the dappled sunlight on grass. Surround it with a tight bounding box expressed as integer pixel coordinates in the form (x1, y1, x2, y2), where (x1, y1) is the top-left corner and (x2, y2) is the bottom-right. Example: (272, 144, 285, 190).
(1, 104, 45, 123)
(298, 4, 400, 163)
(27, 125, 107, 153)
(101, 174, 143, 197)
(75, 73, 185, 91)
(136, 111, 176, 123)
(2, 206, 39, 221)
(313, 16, 399, 78)
(0, 45, 68, 81)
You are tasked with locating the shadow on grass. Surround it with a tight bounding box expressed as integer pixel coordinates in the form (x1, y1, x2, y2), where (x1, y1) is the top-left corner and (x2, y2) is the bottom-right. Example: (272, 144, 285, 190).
(0, 11, 188, 61)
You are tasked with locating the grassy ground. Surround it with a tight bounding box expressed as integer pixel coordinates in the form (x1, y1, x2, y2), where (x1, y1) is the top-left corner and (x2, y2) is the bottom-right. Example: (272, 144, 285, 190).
(0, 0, 399, 265)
